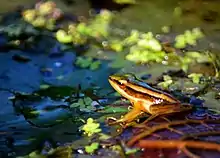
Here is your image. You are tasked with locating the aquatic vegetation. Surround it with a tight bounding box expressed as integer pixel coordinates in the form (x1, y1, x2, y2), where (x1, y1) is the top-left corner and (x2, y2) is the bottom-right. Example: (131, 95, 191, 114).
(125, 30, 165, 63)
(126, 46, 166, 63)
(56, 10, 113, 45)
(114, 0, 136, 4)
(122, 29, 207, 71)
(2, 1, 220, 158)
(0, 23, 38, 38)
(188, 73, 203, 84)
(179, 51, 212, 72)
(87, 9, 113, 38)
(85, 142, 99, 154)
(82, 118, 102, 137)
(108, 39, 124, 52)
(70, 97, 96, 112)
(75, 57, 101, 70)
(174, 28, 204, 49)
(22, 1, 62, 30)
(56, 24, 88, 45)
(161, 25, 170, 33)
(55, 30, 73, 43)
(157, 75, 173, 89)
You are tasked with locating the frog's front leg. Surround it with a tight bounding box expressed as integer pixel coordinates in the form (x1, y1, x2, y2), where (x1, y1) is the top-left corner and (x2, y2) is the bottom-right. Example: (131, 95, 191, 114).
(107, 108, 144, 126)
(142, 102, 192, 124)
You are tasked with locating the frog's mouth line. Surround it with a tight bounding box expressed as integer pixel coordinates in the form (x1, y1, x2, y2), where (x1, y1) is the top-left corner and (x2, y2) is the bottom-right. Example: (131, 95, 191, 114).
(108, 77, 125, 88)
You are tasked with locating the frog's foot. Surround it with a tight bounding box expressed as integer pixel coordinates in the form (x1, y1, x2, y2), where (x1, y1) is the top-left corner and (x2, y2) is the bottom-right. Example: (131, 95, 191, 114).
(107, 109, 144, 128)
(107, 117, 127, 135)
(107, 117, 127, 127)
(107, 117, 121, 125)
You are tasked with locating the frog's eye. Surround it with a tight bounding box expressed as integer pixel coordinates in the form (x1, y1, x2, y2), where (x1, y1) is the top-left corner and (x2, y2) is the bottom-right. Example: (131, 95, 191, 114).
(126, 74, 136, 81)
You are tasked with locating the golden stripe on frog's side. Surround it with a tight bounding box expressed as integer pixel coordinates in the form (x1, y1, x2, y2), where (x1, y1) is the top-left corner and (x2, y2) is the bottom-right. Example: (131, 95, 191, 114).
(125, 81, 180, 103)
(109, 74, 179, 103)
(109, 78, 164, 105)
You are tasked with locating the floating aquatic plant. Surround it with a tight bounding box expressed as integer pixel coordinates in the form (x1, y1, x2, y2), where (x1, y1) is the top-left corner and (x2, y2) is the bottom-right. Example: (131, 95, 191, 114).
(75, 57, 101, 70)
(124, 30, 166, 63)
(85, 142, 99, 154)
(157, 75, 173, 89)
(55, 10, 113, 45)
(123, 29, 140, 45)
(174, 28, 204, 49)
(56, 28, 87, 45)
(180, 51, 212, 72)
(108, 39, 124, 52)
(87, 9, 113, 38)
(70, 97, 96, 112)
(56, 30, 73, 44)
(161, 25, 170, 33)
(22, 1, 62, 30)
(113, 0, 136, 4)
(188, 73, 203, 84)
(81, 118, 102, 137)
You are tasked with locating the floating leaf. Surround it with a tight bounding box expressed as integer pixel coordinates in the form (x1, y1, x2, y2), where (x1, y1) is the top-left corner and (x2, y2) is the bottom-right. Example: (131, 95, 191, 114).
(101, 106, 128, 113)
(70, 102, 80, 108)
(90, 61, 101, 70)
(84, 97, 93, 105)
(85, 142, 99, 154)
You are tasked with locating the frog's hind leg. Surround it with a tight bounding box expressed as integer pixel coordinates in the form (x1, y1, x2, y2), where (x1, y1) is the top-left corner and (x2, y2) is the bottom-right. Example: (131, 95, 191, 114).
(142, 103, 192, 124)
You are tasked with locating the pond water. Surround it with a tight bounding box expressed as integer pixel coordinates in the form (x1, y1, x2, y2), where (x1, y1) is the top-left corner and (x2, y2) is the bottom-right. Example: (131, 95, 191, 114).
(1, 0, 220, 158)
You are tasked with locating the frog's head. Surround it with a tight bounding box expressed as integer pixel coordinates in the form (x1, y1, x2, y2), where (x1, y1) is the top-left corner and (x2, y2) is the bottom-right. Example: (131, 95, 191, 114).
(109, 73, 136, 86)
(108, 73, 138, 94)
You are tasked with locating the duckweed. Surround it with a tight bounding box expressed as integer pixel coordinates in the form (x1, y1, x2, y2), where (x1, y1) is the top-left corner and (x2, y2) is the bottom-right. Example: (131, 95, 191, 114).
(123, 30, 166, 63)
(174, 28, 204, 49)
(188, 73, 203, 84)
(22, 1, 62, 30)
(82, 118, 102, 137)
(157, 75, 173, 89)
(56, 30, 73, 43)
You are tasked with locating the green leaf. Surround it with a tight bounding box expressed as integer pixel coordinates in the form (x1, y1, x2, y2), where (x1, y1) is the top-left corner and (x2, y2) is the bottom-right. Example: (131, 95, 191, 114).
(78, 98, 84, 105)
(85, 143, 99, 154)
(70, 103, 80, 108)
(101, 106, 128, 113)
(84, 97, 93, 105)
(90, 61, 101, 70)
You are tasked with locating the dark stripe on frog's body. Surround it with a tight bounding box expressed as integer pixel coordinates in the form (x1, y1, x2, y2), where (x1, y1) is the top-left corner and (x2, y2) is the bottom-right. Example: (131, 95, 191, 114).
(115, 80, 170, 104)
(125, 80, 179, 103)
